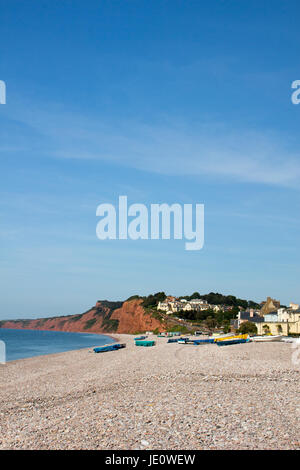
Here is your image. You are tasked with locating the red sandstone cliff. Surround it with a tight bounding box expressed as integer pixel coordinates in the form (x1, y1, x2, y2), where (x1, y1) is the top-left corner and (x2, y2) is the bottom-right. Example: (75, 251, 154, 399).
(110, 299, 165, 333)
(0, 299, 165, 334)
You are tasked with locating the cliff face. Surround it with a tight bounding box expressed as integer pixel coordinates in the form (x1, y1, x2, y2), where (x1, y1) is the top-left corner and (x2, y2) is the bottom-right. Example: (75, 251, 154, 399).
(0, 299, 165, 335)
(110, 299, 165, 334)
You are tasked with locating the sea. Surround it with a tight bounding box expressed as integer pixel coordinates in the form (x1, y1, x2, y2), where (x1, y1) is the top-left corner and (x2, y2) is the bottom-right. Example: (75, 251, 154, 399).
(0, 328, 115, 362)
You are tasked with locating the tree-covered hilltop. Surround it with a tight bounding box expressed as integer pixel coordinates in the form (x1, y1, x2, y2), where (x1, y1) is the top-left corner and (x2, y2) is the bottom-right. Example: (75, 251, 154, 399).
(126, 291, 260, 310)
(178, 292, 260, 309)
(126, 292, 167, 307)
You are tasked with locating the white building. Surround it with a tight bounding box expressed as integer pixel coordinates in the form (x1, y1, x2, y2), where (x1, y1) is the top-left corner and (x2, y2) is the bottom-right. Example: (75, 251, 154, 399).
(278, 309, 300, 323)
(157, 301, 169, 312)
(157, 299, 210, 313)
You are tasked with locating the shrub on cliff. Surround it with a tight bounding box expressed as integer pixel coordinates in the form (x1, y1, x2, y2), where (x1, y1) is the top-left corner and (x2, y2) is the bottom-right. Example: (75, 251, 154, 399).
(102, 318, 119, 332)
(84, 318, 97, 329)
(150, 310, 163, 322)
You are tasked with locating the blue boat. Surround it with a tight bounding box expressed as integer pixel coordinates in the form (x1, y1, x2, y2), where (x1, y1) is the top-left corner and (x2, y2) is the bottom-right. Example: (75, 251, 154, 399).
(167, 338, 179, 343)
(216, 338, 249, 347)
(192, 338, 215, 344)
(93, 343, 126, 353)
(177, 337, 192, 343)
(134, 335, 147, 340)
(135, 340, 155, 347)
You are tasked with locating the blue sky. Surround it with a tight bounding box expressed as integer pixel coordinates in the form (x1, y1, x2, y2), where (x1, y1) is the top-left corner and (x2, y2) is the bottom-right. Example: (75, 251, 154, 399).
(1, 0, 300, 318)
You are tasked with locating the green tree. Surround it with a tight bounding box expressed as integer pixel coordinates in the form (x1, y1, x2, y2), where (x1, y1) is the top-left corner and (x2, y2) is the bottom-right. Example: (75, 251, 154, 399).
(237, 321, 257, 335)
(223, 322, 231, 334)
(142, 292, 166, 308)
(190, 292, 201, 299)
(205, 316, 217, 329)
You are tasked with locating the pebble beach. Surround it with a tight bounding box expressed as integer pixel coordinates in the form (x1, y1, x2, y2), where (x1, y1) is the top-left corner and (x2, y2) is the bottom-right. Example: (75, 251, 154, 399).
(0, 334, 299, 450)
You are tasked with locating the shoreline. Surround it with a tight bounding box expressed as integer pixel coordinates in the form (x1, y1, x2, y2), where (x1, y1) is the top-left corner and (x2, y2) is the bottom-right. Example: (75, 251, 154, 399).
(0, 326, 118, 338)
(0, 334, 299, 450)
(0, 328, 119, 363)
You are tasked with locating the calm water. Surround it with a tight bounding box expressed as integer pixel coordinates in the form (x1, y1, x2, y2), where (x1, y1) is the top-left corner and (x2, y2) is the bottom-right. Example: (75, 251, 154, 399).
(0, 328, 115, 362)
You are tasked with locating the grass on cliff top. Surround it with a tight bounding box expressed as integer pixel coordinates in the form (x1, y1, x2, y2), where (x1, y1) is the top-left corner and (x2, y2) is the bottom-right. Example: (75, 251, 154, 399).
(126, 295, 141, 301)
(165, 324, 191, 334)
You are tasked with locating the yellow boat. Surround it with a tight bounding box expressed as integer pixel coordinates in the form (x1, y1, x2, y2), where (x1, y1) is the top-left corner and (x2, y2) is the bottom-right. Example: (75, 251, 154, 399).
(214, 334, 249, 342)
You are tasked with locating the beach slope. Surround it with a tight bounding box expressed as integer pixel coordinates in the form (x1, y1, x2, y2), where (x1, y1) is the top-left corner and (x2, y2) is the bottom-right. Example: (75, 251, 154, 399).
(0, 335, 299, 450)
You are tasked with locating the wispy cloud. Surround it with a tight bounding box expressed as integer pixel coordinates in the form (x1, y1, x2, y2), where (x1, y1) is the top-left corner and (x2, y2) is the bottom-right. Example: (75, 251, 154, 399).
(2, 100, 300, 188)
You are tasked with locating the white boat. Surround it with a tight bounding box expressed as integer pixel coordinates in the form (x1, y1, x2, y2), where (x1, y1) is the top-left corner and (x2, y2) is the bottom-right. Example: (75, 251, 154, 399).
(177, 337, 192, 344)
(252, 335, 283, 342)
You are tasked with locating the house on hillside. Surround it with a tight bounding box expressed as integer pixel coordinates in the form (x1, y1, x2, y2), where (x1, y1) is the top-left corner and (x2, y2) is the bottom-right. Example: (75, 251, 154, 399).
(231, 310, 264, 329)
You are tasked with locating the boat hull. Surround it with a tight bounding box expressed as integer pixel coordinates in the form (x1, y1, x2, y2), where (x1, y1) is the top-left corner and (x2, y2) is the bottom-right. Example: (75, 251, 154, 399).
(216, 338, 249, 346)
(93, 343, 126, 353)
(135, 340, 156, 347)
(193, 338, 215, 344)
(252, 335, 283, 342)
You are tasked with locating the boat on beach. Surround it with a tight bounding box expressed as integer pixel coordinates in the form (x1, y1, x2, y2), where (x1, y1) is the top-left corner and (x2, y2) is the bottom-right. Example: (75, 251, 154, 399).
(251, 335, 283, 342)
(93, 343, 126, 353)
(177, 337, 192, 344)
(212, 333, 237, 339)
(211, 332, 233, 338)
(192, 338, 215, 344)
(214, 334, 249, 343)
(216, 338, 249, 346)
(177, 336, 215, 344)
(135, 340, 156, 347)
